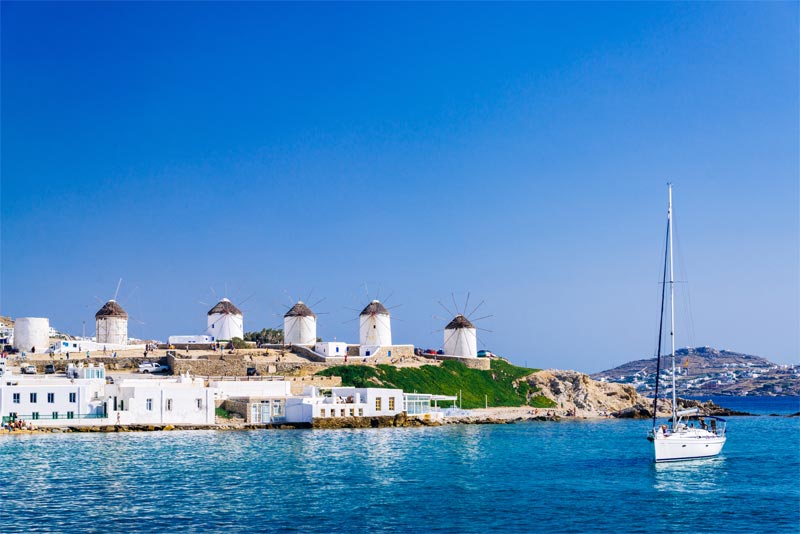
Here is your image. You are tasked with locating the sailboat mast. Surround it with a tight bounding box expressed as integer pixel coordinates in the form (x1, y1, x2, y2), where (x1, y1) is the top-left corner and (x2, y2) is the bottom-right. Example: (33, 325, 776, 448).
(668, 183, 677, 427)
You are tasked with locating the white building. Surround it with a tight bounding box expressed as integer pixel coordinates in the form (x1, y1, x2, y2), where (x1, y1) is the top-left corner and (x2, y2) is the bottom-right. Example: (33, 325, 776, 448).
(284, 386, 405, 423)
(168, 335, 216, 345)
(95, 300, 128, 345)
(314, 341, 349, 359)
(359, 300, 392, 357)
(283, 301, 317, 345)
(106, 373, 215, 426)
(0, 363, 106, 427)
(206, 298, 243, 341)
(443, 314, 478, 358)
(13, 317, 50, 353)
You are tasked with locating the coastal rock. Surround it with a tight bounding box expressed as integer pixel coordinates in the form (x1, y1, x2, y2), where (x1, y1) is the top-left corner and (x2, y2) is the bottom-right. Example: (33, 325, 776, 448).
(519, 369, 653, 418)
(611, 404, 652, 419)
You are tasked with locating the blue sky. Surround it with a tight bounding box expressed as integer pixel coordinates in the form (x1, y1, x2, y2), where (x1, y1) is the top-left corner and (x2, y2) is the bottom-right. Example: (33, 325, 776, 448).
(1, 2, 797, 372)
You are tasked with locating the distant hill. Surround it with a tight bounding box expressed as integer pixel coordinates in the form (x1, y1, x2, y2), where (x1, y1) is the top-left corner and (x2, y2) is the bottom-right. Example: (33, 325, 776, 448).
(592, 347, 799, 397)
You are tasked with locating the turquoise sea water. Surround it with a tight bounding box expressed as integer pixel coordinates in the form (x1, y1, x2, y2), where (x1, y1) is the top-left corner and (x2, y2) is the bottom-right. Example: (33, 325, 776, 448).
(1, 398, 798, 533)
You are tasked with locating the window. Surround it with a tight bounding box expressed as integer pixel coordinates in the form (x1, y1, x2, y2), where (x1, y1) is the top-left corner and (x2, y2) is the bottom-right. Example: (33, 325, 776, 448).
(48, 393, 55, 403)
(31, 412, 39, 420)
(389, 397, 395, 411)
(52, 412, 59, 420)
(335, 346, 339, 353)
(358, 408, 364, 416)
(30, 393, 37, 403)
(12, 393, 19, 404)
(320, 409, 326, 418)
(166, 399, 173, 411)
(196, 399, 203, 409)
(67, 412, 74, 419)
(375, 398, 382, 411)
(69, 392, 76, 403)
(349, 408, 354, 417)
(146, 398, 153, 411)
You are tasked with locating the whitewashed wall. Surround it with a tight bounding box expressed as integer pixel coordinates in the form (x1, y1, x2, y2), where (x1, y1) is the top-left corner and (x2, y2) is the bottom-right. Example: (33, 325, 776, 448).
(206, 313, 243, 341)
(359, 314, 391, 347)
(96, 316, 128, 345)
(444, 327, 478, 358)
(13, 318, 50, 353)
(284, 316, 316, 345)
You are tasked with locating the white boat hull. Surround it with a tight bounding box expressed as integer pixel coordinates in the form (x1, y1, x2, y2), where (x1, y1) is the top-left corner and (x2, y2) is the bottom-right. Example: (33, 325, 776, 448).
(653, 430, 726, 462)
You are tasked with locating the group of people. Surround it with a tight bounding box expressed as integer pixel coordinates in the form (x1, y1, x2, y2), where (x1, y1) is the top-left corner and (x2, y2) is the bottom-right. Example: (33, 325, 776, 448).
(4, 419, 35, 432)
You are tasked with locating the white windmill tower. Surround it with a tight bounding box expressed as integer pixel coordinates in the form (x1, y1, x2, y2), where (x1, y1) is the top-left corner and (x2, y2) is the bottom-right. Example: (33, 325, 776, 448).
(206, 298, 244, 341)
(359, 300, 392, 356)
(444, 314, 478, 358)
(95, 300, 129, 345)
(283, 301, 317, 345)
(94, 279, 131, 346)
(436, 293, 492, 359)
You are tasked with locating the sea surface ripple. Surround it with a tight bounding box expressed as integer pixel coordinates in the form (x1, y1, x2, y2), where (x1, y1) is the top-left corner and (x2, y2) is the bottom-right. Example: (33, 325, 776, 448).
(1, 401, 798, 533)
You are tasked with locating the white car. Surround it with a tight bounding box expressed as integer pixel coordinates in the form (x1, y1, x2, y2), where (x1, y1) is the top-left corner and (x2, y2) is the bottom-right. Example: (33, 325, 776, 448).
(21, 364, 37, 374)
(138, 362, 169, 374)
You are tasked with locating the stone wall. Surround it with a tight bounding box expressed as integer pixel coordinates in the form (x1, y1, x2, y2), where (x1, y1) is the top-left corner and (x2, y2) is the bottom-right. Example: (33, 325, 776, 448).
(421, 354, 491, 370)
(221, 399, 250, 421)
(23, 356, 169, 374)
(168, 354, 248, 376)
(284, 375, 341, 394)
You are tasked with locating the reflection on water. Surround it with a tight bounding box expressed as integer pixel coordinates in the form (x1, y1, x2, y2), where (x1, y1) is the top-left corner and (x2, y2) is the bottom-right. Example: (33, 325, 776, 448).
(653, 456, 728, 495)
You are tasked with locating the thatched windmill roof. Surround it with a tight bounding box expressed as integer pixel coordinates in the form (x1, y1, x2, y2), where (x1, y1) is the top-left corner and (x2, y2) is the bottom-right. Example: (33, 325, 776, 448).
(95, 300, 128, 319)
(207, 298, 243, 316)
(285, 301, 316, 318)
(445, 314, 475, 330)
(360, 300, 389, 316)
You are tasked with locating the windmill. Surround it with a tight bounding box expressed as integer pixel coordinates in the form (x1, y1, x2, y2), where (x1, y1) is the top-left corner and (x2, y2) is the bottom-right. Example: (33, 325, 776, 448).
(198, 283, 255, 342)
(358, 300, 392, 356)
(205, 298, 245, 341)
(436, 293, 493, 358)
(94, 279, 137, 346)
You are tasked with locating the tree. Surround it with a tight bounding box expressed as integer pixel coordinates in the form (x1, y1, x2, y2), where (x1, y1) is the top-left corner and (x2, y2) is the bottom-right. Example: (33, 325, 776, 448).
(243, 328, 284, 345)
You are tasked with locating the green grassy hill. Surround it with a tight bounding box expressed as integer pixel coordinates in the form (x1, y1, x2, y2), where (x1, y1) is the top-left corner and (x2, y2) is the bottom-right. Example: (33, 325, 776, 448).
(316, 359, 556, 410)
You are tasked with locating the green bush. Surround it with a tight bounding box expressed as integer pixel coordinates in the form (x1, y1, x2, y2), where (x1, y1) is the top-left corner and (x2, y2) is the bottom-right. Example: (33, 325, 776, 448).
(231, 337, 248, 349)
(318, 359, 546, 409)
(215, 407, 233, 419)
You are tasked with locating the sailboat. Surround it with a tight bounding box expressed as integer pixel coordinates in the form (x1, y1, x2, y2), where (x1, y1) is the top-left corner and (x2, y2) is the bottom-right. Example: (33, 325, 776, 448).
(647, 184, 727, 462)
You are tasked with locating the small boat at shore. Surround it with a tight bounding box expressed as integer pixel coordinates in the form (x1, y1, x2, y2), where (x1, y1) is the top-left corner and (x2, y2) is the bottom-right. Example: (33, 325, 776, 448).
(646, 184, 727, 462)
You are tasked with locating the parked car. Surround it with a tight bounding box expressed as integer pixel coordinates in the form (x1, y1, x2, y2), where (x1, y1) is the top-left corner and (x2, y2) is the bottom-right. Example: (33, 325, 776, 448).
(44, 364, 56, 374)
(477, 350, 495, 358)
(246, 367, 259, 377)
(424, 349, 437, 355)
(436, 349, 445, 355)
(138, 362, 169, 374)
(21, 364, 37, 374)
